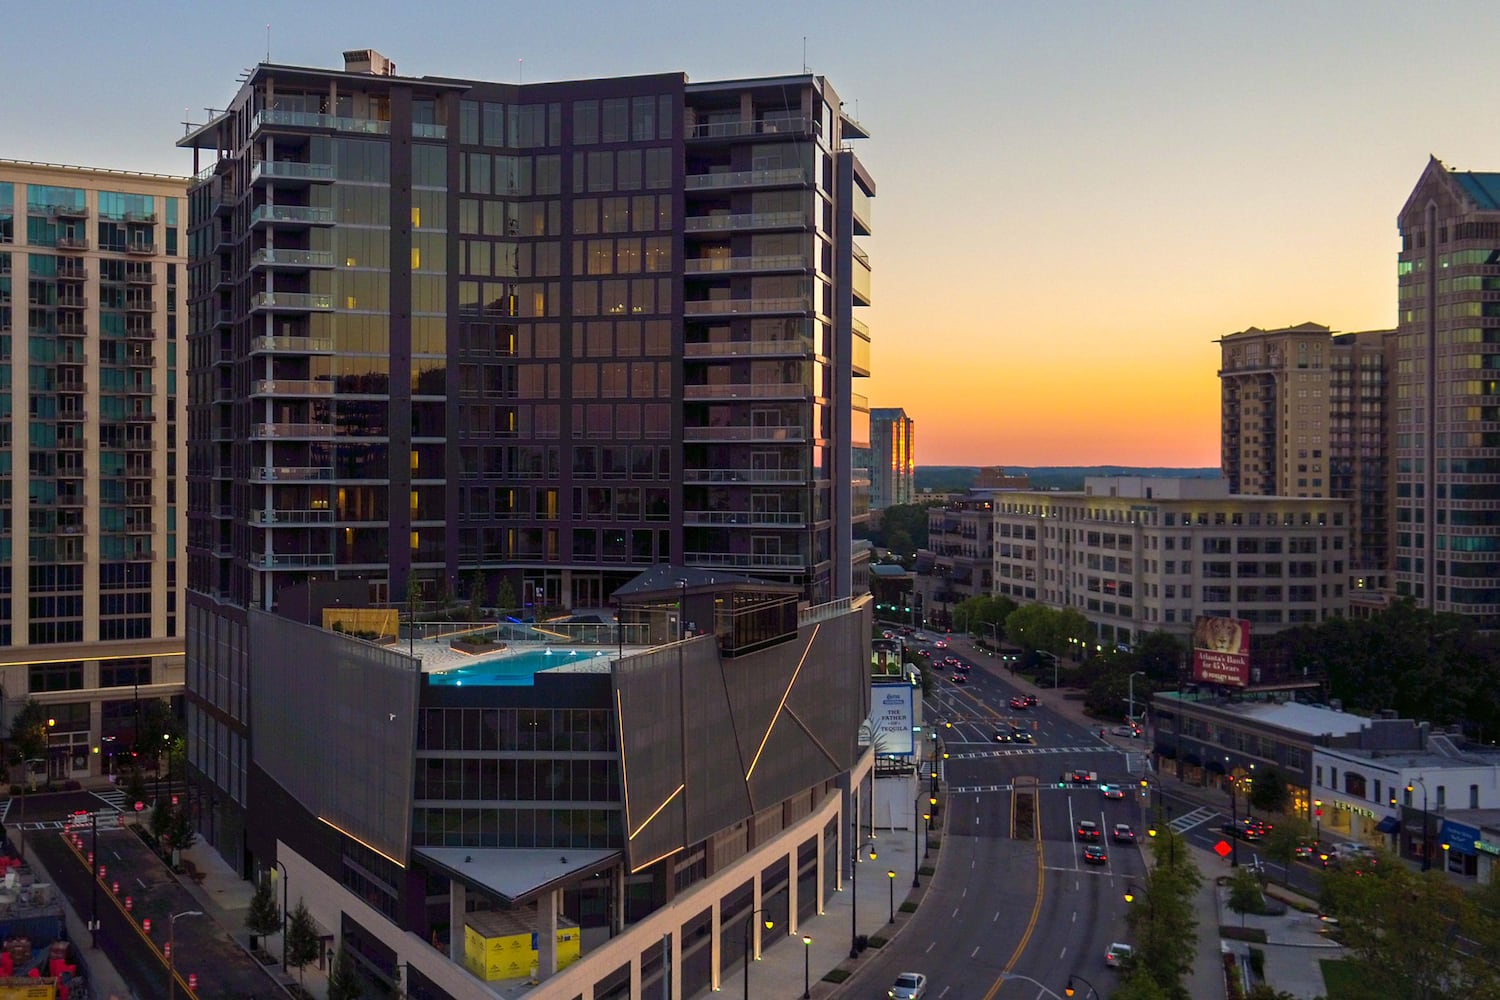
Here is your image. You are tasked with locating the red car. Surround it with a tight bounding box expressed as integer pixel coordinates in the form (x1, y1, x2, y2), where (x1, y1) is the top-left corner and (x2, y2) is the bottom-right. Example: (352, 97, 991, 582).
(950, 673, 967, 685)
(1009, 696, 1028, 710)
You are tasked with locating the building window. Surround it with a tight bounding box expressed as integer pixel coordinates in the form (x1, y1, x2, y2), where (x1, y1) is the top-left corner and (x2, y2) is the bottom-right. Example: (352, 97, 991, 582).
(29, 660, 83, 692)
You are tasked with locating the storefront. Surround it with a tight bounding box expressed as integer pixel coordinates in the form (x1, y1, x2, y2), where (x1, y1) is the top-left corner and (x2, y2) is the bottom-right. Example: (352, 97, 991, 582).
(1438, 819, 1481, 878)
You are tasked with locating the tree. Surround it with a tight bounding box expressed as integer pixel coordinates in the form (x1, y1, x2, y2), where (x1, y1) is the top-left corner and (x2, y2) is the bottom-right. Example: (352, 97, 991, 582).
(149, 800, 172, 846)
(494, 576, 517, 616)
(467, 568, 487, 621)
(1261, 816, 1311, 886)
(7, 700, 48, 770)
(124, 767, 148, 812)
(1112, 967, 1171, 1000)
(245, 875, 283, 949)
(326, 946, 361, 1000)
(165, 801, 196, 856)
(1127, 851, 1202, 999)
(1227, 866, 1263, 917)
(285, 899, 322, 987)
(1247, 767, 1289, 815)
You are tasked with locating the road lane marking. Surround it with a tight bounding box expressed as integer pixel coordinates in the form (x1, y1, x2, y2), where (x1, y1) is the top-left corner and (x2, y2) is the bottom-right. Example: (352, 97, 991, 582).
(981, 784, 1044, 1000)
(993, 910, 999, 922)
(927, 941, 936, 953)
(971, 946, 981, 958)
(952, 907, 960, 918)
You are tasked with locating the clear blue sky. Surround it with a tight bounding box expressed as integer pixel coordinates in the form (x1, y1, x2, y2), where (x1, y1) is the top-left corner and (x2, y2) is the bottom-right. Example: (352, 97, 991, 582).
(6, 1, 1500, 465)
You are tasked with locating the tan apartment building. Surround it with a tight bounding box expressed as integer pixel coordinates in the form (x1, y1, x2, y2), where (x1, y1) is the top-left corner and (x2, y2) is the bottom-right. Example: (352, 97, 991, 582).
(0, 160, 185, 780)
(1218, 323, 1392, 595)
(992, 477, 1353, 650)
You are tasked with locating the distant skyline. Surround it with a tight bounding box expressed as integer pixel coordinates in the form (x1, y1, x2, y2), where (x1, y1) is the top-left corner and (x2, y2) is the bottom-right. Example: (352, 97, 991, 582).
(7, 1, 1498, 464)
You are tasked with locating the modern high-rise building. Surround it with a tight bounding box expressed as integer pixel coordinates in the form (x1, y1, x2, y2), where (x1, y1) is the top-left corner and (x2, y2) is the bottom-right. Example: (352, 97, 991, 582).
(867, 406, 914, 509)
(1218, 323, 1392, 590)
(177, 47, 874, 890)
(1396, 158, 1500, 624)
(0, 160, 186, 781)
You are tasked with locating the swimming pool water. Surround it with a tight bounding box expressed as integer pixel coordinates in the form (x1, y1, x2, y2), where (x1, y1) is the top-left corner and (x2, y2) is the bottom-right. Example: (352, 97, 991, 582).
(427, 646, 611, 686)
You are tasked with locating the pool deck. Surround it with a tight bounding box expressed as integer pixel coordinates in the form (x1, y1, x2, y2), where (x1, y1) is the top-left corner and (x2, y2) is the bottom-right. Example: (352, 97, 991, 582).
(414, 637, 626, 684)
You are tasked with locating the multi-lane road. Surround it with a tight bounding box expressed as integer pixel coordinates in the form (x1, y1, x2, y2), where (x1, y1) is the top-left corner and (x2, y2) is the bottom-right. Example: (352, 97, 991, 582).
(848, 633, 1324, 999)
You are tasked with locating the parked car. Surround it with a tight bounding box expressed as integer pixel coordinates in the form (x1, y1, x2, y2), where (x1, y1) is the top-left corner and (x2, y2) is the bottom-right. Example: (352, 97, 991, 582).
(1105, 942, 1134, 968)
(889, 972, 927, 999)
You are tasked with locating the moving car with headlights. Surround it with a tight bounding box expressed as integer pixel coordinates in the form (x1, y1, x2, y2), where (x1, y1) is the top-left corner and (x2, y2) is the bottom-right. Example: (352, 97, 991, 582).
(1100, 784, 1125, 800)
(1010, 727, 1033, 743)
(889, 972, 927, 999)
(1062, 769, 1099, 785)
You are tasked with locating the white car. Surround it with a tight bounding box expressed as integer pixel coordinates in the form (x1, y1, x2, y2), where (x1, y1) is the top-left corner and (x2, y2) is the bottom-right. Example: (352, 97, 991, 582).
(889, 972, 927, 999)
(1105, 942, 1133, 968)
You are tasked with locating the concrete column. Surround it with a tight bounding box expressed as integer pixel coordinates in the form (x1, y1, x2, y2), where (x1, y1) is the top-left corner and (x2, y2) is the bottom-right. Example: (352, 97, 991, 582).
(669, 928, 683, 1000)
(449, 882, 466, 969)
(535, 888, 559, 977)
(752, 874, 763, 958)
(787, 844, 799, 933)
(817, 827, 827, 912)
(709, 898, 722, 991)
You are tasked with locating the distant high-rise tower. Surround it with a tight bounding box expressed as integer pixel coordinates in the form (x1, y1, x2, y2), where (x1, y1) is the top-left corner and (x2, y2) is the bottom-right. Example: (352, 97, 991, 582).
(1218, 322, 1391, 590)
(1395, 157, 1500, 623)
(0, 160, 186, 778)
(869, 407, 914, 509)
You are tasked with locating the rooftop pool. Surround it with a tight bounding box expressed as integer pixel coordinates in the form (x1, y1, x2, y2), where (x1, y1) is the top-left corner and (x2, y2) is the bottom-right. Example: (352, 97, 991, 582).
(427, 646, 614, 686)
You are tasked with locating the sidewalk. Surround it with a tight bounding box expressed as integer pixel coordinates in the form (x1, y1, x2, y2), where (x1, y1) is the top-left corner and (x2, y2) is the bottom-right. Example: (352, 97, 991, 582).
(685, 814, 927, 999)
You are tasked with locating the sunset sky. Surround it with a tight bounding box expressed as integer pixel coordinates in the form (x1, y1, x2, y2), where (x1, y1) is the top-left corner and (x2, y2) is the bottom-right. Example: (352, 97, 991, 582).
(7, 1, 1498, 465)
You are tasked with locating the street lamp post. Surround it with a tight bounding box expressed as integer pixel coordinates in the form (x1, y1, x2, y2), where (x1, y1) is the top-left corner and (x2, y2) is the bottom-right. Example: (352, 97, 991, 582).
(801, 935, 812, 999)
(912, 797, 921, 887)
(1228, 767, 1241, 868)
(614, 609, 624, 661)
(922, 809, 931, 861)
(1408, 778, 1431, 871)
(1065, 973, 1101, 998)
(741, 908, 773, 1000)
(273, 860, 289, 969)
(677, 579, 688, 641)
(1127, 671, 1147, 729)
(167, 909, 203, 1000)
(848, 816, 876, 959)
(886, 869, 896, 924)
(1314, 799, 1323, 850)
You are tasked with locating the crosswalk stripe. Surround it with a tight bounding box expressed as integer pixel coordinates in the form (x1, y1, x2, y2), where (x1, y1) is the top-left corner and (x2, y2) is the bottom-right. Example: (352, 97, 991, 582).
(950, 745, 1109, 760)
(1169, 805, 1217, 833)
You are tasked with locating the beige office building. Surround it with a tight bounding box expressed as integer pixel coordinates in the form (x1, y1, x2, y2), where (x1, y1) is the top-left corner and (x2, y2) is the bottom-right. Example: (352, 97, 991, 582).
(1218, 323, 1391, 593)
(0, 160, 185, 779)
(991, 477, 1353, 649)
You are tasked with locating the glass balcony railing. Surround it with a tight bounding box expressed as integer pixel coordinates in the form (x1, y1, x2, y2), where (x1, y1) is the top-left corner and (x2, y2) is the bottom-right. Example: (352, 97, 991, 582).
(683, 551, 806, 570)
(683, 297, 808, 316)
(250, 248, 335, 269)
(250, 292, 334, 311)
(683, 468, 807, 484)
(685, 116, 821, 141)
(252, 161, 335, 184)
(249, 204, 335, 227)
(251, 378, 335, 397)
(252, 109, 391, 136)
(685, 167, 809, 190)
(684, 254, 807, 274)
(683, 425, 806, 442)
(683, 382, 808, 400)
(250, 466, 335, 482)
(683, 212, 806, 233)
(682, 339, 812, 358)
(250, 335, 335, 354)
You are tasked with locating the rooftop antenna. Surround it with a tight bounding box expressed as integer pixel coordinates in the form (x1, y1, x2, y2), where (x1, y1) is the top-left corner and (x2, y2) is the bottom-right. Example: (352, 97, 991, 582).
(266, 23, 271, 62)
(519, 58, 523, 85)
(802, 36, 807, 73)
(182, 107, 191, 136)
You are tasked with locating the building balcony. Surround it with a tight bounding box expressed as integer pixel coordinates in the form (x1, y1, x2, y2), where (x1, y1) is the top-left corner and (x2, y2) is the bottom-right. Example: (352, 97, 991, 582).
(683, 212, 807, 233)
(55, 237, 89, 253)
(249, 248, 335, 271)
(683, 254, 808, 275)
(250, 465, 335, 483)
(125, 324, 155, 340)
(51, 524, 88, 536)
(685, 116, 821, 141)
(56, 297, 88, 311)
(250, 291, 334, 312)
(683, 382, 807, 400)
(683, 468, 808, 485)
(250, 508, 336, 525)
(56, 409, 87, 422)
(125, 271, 156, 285)
(251, 378, 334, 398)
(683, 425, 806, 443)
(251, 109, 392, 136)
(684, 167, 810, 191)
(124, 493, 156, 506)
(249, 204, 335, 229)
(683, 338, 811, 359)
(56, 381, 87, 395)
(124, 242, 157, 256)
(48, 204, 89, 219)
(251, 422, 336, 439)
(683, 297, 809, 317)
(55, 494, 87, 507)
(56, 351, 88, 366)
(683, 551, 806, 570)
(56, 266, 88, 282)
(250, 335, 335, 355)
(54, 465, 86, 480)
(682, 510, 806, 527)
(124, 299, 154, 313)
(250, 551, 337, 569)
(124, 522, 156, 534)
(851, 316, 870, 339)
(251, 161, 336, 186)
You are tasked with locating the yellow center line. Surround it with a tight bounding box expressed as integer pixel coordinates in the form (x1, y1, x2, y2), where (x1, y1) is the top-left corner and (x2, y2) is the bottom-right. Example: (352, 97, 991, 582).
(982, 789, 1044, 1000)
